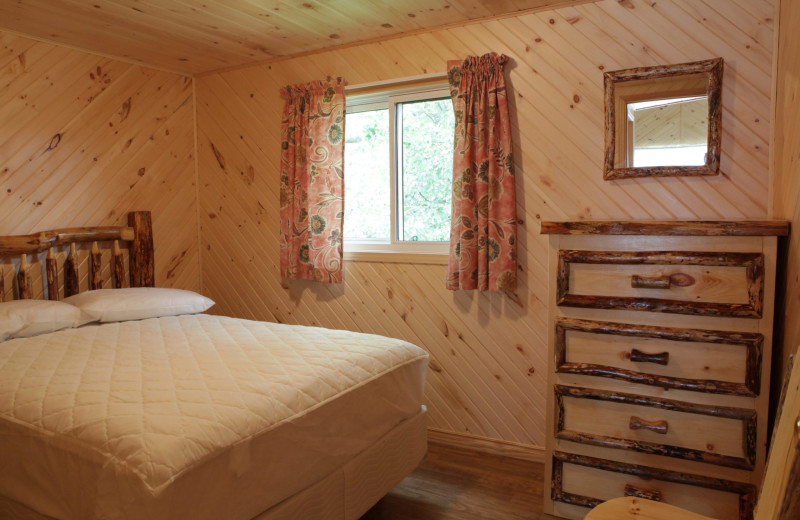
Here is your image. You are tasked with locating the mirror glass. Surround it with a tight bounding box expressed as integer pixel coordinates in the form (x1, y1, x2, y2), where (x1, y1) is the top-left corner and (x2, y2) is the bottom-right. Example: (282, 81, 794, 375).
(603, 58, 723, 180)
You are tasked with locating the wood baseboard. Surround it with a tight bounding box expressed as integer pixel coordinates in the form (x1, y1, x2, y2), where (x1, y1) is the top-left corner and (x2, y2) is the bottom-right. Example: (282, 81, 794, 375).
(427, 427, 545, 464)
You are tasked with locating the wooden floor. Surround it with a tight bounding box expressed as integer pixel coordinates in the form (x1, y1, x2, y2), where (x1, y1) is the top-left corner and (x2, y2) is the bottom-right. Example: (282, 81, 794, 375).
(360, 441, 546, 519)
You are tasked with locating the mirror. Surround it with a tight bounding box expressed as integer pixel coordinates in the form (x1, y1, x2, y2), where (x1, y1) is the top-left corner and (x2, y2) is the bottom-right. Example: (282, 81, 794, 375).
(603, 58, 723, 180)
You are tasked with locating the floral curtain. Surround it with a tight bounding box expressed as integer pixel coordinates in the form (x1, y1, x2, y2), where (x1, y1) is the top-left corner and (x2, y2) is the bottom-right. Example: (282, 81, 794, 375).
(446, 53, 517, 292)
(279, 77, 345, 283)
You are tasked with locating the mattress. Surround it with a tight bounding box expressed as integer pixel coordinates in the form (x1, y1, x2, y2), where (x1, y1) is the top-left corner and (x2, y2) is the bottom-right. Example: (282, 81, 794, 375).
(0, 314, 429, 520)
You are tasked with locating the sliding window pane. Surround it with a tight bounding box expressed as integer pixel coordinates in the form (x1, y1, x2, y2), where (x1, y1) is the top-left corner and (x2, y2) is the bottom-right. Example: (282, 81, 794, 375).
(344, 109, 390, 241)
(398, 98, 454, 242)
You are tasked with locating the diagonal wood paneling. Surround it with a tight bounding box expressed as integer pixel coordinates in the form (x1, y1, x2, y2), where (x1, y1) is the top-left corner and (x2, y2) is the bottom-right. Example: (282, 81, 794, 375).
(0, 31, 200, 299)
(196, 0, 775, 448)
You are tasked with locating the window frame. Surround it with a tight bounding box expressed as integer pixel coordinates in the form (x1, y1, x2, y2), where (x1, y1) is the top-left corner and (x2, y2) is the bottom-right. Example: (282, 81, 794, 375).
(343, 82, 453, 260)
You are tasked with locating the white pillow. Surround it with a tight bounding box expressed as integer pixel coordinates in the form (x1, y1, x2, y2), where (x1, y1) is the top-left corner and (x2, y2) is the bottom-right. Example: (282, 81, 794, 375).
(0, 300, 95, 340)
(0, 306, 24, 341)
(64, 288, 215, 323)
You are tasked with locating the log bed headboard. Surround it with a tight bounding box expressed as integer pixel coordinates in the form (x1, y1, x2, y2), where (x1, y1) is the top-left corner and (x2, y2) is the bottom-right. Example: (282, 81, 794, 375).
(0, 211, 154, 301)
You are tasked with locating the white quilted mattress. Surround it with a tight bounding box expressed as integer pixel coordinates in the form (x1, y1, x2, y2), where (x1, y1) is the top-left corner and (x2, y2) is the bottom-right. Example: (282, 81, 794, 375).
(0, 314, 429, 520)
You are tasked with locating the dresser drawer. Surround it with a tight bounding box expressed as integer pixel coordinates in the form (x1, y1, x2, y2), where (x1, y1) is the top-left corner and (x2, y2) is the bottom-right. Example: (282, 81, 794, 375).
(554, 385, 756, 469)
(555, 318, 763, 396)
(556, 250, 764, 317)
(551, 451, 756, 520)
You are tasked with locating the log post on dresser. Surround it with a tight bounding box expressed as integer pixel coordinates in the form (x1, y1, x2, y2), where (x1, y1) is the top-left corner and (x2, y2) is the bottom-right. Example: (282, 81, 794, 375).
(540, 220, 789, 520)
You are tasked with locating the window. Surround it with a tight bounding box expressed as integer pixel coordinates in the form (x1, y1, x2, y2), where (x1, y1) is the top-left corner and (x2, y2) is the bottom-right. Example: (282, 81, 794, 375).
(344, 82, 454, 256)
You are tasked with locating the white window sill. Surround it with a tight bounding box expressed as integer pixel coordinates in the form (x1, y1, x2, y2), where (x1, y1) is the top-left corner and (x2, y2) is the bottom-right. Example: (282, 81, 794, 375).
(343, 250, 449, 265)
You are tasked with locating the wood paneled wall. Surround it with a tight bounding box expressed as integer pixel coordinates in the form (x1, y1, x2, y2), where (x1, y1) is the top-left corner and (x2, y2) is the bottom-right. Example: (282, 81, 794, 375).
(0, 31, 200, 297)
(773, 0, 800, 372)
(196, 0, 775, 449)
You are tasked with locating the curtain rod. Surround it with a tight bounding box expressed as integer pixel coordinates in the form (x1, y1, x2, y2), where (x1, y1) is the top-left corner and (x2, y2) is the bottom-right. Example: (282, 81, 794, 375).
(344, 71, 448, 93)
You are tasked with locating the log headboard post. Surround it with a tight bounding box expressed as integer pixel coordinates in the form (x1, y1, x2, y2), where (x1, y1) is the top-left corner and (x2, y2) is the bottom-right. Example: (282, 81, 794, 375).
(128, 211, 155, 288)
(0, 210, 155, 299)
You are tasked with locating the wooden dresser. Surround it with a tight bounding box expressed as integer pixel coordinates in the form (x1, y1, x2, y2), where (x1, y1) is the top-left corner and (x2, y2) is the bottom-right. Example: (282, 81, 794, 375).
(540, 220, 789, 520)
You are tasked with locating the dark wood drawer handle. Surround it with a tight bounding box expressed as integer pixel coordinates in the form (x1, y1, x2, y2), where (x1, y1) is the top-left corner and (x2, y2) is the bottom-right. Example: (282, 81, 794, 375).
(624, 483, 663, 502)
(631, 274, 671, 289)
(629, 416, 668, 435)
(630, 348, 670, 366)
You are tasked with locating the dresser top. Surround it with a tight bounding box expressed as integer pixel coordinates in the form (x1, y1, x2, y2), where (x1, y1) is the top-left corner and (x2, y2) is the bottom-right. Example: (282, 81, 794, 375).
(540, 220, 790, 237)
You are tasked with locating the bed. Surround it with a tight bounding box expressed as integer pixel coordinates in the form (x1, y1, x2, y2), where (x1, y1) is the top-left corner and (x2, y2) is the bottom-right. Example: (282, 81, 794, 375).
(0, 212, 429, 520)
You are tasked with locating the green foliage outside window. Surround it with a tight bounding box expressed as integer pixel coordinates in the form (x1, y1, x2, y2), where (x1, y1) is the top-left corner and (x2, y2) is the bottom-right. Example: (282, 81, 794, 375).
(343, 92, 454, 245)
(399, 98, 454, 242)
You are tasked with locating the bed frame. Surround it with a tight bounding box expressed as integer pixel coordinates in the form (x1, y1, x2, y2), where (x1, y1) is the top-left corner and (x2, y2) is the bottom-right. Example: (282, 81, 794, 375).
(0, 210, 426, 520)
(0, 211, 154, 301)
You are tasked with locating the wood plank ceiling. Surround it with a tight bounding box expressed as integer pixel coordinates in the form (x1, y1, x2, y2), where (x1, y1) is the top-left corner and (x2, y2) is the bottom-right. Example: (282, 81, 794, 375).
(0, 0, 593, 75)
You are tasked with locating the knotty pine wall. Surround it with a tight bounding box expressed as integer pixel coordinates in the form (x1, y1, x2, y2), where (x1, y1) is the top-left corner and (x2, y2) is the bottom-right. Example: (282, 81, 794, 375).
(0, 31, 200, 296)
(196, 0, 775, 449)
(773, 0, 800, 376)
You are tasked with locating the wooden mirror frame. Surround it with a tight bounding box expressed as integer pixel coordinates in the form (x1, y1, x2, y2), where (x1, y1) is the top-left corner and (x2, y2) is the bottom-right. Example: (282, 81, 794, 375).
(603, 58, 723, 181)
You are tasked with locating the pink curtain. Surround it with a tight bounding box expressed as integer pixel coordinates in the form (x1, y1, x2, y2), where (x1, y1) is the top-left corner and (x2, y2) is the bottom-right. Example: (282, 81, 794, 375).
(279, 77, 345, 283)
(446, 53, 518, 292)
